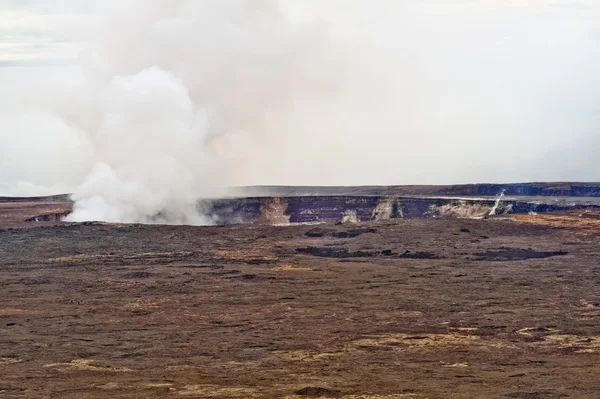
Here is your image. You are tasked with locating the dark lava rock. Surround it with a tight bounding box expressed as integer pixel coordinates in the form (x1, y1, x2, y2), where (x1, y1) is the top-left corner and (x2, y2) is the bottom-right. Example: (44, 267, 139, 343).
(297, 247, 440, 260)
(209, 270, 241, 276)
(526, 327, 552, 334)
(503, 391, 563, 399)
(332, 228, 377, 238)
(122, 272, 151, 279)
(331, 231, 355, 238)
(353, 250, 378, 257)
(228, 274, 276, 281)
(476, 248, 568, 261)
(305, 228, 332, 238)
(296, 247, 372, 258)
(297, 247, 352, 258)
(246, 259, 275, 265)
(399, 250, 441, 259)
(305, 228, 376, 239)
(460, 228, 471, 233)
(295, 387, 342, 397)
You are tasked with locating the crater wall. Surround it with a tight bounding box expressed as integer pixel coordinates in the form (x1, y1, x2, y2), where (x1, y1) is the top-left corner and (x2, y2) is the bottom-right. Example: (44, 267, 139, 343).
(205, 195, 600, 225)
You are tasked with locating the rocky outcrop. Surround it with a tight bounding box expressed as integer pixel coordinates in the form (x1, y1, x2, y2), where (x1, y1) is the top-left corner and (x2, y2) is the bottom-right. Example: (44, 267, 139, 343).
(24, 211, 71, 223)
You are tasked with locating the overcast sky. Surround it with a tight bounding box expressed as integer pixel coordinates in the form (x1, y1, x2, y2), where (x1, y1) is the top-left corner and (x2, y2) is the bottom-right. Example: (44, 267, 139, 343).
(2, 1, 598, 65)
(1, 0, 600, 196)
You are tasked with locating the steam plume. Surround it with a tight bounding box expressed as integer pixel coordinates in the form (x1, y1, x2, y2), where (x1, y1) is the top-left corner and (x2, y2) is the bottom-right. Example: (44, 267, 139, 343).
(63, 0, 342, 224)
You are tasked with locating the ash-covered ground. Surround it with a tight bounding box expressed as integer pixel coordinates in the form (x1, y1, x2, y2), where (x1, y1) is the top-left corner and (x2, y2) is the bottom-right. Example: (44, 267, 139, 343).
(1, 187, 600, 398)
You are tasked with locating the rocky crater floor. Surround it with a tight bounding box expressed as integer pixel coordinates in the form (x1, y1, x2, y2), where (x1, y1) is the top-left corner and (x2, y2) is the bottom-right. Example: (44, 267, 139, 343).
(1, 192, 600, 398)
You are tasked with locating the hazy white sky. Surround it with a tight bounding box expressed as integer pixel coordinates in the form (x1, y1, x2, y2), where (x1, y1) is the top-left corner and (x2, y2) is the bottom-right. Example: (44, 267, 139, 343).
(2, 0, 597, 65)
(1, 0, 600, 196)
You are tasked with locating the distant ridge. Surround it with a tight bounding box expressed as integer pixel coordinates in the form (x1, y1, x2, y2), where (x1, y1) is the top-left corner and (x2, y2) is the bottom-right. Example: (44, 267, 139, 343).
(0, 194, 72, 203)
(239, 182, 600, 198)
(4, 182, 600, 203)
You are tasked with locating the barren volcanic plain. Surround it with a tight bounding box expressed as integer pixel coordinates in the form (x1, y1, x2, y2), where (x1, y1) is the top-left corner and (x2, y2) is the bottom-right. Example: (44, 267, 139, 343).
(1, 185, 600, 398)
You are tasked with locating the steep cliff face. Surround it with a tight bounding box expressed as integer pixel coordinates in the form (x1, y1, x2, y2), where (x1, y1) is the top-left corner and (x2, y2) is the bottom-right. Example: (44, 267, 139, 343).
(206, 195, 600, 225)
(259, 197, 290, 225)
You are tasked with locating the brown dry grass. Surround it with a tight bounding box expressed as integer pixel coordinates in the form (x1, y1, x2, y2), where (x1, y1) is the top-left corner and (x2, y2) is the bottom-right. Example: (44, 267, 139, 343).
(537, 335, 600, 353)
(0, 307, 42, 316)
(44, 359, 132, 372)
(271, 264, 313, 272)
(515, 210, 600, 235)
(277, 350, 344, 362)
(282, 394, 417, 399)
(352, 333, 480, 350)
(48, 251, 194, 263)
(210, 249, 278, 262)
(124, 298, 170, 311)
(178, 385, 260, 398)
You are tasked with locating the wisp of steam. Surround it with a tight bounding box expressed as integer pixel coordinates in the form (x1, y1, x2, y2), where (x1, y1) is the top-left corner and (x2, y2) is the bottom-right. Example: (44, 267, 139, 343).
(489, 189, 506, 216)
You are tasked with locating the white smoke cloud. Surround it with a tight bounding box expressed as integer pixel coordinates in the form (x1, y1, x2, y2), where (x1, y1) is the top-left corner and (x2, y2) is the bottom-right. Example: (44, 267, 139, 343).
(62, 0, 343, 224)
(64, 67, 217, 224)
(1, 0, 600, 224)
